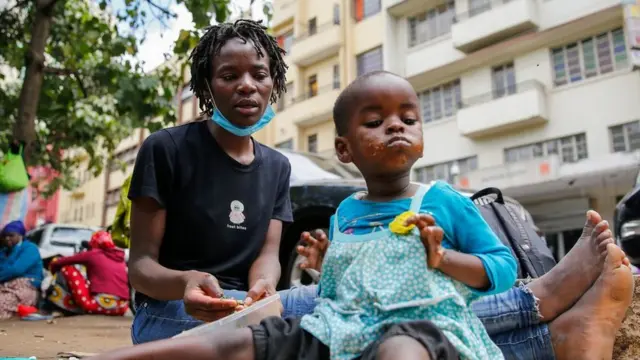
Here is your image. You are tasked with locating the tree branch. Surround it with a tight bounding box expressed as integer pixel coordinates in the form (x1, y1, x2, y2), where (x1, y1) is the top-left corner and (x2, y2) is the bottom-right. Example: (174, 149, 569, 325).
(43, 67, 87, 97)
(144, 0, 176, 18)
(44, 66, 73, 75)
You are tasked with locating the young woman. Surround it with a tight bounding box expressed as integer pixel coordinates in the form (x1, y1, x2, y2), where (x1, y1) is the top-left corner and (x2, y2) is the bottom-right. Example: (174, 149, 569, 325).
(0, 220, 43, 319)
(47, 231, 129, 316)
(127, 19, 315, 343)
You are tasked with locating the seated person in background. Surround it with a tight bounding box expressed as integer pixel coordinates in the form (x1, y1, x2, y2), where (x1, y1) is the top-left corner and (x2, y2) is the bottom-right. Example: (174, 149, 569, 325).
(48, 231, 129, 316)
(0, 220, 43, 320)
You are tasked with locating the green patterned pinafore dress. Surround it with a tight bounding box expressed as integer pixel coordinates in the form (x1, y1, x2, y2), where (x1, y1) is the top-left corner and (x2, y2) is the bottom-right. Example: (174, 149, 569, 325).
(300, 185, 504, 360)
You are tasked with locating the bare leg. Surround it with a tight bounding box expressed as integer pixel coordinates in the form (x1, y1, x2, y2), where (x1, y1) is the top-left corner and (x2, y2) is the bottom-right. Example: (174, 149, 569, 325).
(549, 243, 634, 360)
(377, 336, 432, 360)
(527, 211, 621, 320)
(92, 328, 255, 360)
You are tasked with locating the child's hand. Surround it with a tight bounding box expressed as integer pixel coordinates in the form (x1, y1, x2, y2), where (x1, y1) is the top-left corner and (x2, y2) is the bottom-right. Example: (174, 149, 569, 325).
(296, 230, 329, 272)
(405, 214, 446, 269)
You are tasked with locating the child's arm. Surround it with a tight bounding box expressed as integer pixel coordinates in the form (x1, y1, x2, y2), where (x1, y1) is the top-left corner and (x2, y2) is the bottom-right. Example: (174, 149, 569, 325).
(407, 184, 517, 295)
(296, 229, 329, 273)
(405, 215, 491, 289)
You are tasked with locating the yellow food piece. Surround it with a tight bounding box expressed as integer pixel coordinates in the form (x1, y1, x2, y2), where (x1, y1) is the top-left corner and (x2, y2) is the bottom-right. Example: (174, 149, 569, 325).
(389, 211, 417, 235)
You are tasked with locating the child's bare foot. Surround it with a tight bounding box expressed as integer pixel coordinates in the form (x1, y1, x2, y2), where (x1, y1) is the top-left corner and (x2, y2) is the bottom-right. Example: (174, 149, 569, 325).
(549, 243, 633, 360)
(527, 210, 614, 320)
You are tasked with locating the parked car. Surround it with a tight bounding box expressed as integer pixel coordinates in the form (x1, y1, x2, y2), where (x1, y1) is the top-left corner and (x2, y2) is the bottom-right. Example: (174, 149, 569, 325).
(26, 223, 130, 268)
(276, 150, 540, 289)
(614, 170, 640, 266)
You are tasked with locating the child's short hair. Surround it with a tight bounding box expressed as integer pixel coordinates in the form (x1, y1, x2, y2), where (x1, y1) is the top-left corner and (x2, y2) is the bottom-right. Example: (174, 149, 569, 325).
(332, 70, 405, 136)
(189, 19, 288, 116)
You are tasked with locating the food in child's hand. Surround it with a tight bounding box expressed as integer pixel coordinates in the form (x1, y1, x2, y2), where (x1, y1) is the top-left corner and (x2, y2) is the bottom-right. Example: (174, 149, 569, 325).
(390, 211, 417, 234)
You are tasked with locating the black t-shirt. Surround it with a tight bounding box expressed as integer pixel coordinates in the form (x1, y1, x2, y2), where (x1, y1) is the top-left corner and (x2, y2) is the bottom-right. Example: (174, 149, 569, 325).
(128, 121, 293, 293)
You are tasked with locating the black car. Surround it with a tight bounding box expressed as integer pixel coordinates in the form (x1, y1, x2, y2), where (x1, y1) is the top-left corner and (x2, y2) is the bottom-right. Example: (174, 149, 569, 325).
(614, 170, 640, 265)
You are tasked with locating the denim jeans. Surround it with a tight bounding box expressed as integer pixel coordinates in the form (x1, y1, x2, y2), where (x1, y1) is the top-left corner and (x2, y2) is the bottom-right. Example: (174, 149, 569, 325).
(131, 286, 318, 344)
(131, 285, 554, 360)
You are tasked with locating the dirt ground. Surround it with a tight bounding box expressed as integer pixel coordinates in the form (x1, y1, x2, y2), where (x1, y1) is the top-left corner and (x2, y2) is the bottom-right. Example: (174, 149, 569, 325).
(0, 315, 133, 359)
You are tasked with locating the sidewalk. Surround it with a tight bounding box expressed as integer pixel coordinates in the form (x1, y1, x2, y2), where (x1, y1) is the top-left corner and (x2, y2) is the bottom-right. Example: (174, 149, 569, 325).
(0, 316, 132, 359)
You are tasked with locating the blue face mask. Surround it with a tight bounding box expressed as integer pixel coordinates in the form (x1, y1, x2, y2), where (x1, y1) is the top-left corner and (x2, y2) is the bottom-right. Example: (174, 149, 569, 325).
(207, 82, 275, 137)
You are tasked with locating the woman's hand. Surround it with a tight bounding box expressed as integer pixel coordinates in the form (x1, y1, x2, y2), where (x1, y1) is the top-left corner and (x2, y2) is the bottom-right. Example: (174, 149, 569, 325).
(404, 214, 446, 269)
(182, 271, 239, 322)
(296, 230, 329, 272)
(243, 278, 277, 306)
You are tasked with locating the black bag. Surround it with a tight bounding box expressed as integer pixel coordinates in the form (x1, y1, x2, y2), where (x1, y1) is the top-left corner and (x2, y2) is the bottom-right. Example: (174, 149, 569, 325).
(471, 187, 557, 279)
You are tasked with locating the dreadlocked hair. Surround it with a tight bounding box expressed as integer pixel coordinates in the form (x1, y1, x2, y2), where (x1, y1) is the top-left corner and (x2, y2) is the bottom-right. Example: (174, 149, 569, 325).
(189, 19, 288, 116)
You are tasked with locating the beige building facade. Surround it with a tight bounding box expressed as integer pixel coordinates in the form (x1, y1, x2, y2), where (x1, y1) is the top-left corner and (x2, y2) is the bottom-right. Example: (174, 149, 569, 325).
(266, 0, 640, 259)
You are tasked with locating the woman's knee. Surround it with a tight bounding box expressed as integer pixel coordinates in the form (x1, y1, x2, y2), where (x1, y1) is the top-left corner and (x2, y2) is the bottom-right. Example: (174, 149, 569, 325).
(377, 336, 431, 360)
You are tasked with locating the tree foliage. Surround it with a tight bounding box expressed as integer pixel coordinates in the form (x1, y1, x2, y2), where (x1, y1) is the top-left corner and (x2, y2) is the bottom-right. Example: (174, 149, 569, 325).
(0, 0, 232, 195)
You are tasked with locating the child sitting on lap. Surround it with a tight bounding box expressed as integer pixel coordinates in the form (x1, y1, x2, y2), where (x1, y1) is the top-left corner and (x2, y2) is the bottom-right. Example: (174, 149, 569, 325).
(94, 71, 517, 360)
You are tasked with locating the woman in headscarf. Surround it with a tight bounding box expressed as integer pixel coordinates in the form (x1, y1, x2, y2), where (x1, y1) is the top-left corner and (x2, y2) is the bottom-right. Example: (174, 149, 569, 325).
(0, 220, 43, 319)
(47, 230, 129, 316)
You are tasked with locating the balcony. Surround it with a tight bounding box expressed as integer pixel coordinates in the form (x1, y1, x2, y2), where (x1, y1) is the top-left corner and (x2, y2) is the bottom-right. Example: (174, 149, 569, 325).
(457, 80, 548, 138)
(276, 84, 340, 127)
(387, 0, 440, 18)
(451, 0, 539, 53)
(290, 22, 342, 67)
(272, 0, 296, 28)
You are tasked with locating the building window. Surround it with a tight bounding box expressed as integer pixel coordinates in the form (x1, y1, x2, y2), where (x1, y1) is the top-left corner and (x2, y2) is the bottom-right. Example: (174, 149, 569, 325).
(354, 0, 381, 22)
(308, 134, 318, 153)
(357, 46, 383, 76)
(277, 31, 294, 54)
(106, 188, 120, 207)
(308, 17, 317, 36)
(419, 79, 461, 123)
(110, 146, 139, 171)
(504, 134, 588, 164)
(276, 139, 294, 150)
(610, 120, 640, 153)
(468, 0, 491, 17)
(408, 1, 455, 47)
(308, 75, 318, 97)
(492, 62, 516, 98)
(333, 3, 340, 25)
(551, 28, 628, 87)
(333, 65, 340, 89)
(414, 156, 478, 184)
(278, 82, 293, 111)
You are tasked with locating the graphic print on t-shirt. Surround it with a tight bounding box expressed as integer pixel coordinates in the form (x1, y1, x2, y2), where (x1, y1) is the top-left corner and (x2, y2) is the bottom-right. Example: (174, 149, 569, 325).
(228, 200, 246, 230)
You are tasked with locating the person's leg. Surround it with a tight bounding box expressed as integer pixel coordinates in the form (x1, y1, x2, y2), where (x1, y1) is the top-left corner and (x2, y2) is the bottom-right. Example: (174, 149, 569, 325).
(98, 317, 328, 360)
(0, 277, 38, 319)
(547, 243, 633, 360)
(376, 336, 431, 360)
(526, 211, 617, 321)
(471, 285, 542, 336)
(131, 298, 204, 344)
(489, 324, 554, 360)
(360, 321, 458, 360)
(278, 285, 318, 318)
(61, 265, 101, 313)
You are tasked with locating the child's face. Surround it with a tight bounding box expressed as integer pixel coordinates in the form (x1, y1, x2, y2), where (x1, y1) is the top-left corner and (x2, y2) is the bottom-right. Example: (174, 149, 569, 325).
(210, 37, 273, 127)
(336, 74, 423, 178)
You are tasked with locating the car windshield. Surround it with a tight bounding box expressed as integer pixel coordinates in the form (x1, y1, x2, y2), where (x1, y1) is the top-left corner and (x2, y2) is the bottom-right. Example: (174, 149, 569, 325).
(277, 150, 361, 182)
(51, 227, 95, 244)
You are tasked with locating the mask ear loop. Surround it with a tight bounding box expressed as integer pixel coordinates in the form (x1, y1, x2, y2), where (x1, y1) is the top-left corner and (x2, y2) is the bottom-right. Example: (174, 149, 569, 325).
(205, 81, 218, 111)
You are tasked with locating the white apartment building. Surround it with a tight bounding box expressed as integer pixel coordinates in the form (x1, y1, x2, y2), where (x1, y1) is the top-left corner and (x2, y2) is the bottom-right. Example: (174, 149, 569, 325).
(269, 0, 640, 258)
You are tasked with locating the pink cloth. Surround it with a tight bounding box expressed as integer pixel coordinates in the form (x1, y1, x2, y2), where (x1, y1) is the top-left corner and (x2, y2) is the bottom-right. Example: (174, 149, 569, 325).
(51, 248, 129, 300)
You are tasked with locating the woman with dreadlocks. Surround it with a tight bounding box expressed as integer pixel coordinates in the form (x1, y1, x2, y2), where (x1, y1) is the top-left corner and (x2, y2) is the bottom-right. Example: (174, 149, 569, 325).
(128, 19, 316, 344)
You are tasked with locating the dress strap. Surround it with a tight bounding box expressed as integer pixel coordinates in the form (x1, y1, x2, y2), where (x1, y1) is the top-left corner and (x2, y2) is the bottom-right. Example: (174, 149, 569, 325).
(409, 184, 430, 213)
(332, 213, 341, 240)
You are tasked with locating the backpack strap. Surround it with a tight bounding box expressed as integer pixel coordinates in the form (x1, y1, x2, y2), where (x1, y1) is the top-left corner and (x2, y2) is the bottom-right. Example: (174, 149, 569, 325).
(471, 187, 504, 204)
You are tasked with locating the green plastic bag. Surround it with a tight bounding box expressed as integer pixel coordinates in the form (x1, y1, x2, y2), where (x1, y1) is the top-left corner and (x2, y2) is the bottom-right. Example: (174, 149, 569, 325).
(0, 146, 29, 193)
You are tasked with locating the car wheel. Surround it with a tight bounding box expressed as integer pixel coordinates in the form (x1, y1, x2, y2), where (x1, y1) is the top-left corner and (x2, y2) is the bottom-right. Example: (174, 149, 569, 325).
(286, 228, 327, 288)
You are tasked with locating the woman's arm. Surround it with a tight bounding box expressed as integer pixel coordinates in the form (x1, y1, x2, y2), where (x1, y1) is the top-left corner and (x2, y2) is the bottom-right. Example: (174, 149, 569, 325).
(50, 251, 96, 273)
(0, 244, 41, 281)
(128, 197, 193, 300)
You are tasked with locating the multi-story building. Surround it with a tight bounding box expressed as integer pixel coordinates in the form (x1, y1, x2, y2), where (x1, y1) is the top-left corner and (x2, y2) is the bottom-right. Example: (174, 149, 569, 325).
(267, 0, 640, 258)
(58, 154, 106, 228)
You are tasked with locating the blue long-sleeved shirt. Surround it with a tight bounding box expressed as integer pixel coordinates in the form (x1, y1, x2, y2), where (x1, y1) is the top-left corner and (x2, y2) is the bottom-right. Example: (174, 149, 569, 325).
(328, 181, 517, 296)
(0, 240, 43, 288)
